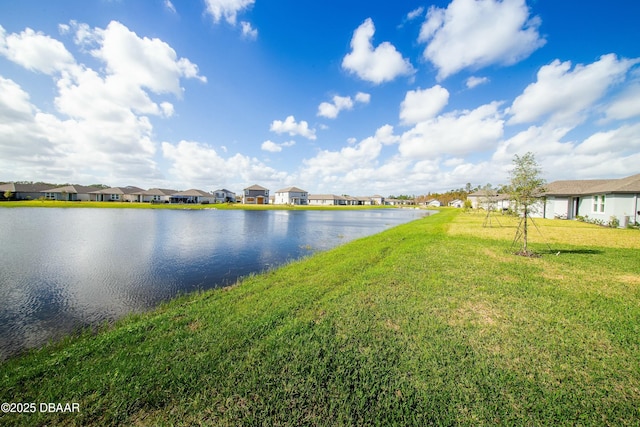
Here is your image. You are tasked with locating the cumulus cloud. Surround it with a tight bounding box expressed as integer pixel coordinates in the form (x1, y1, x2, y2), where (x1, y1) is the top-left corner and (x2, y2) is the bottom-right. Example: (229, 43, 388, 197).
(0, 22, 205, 187)
(399, 85, 450, 125)
(261, 140, 295, 153)
(317, 92, 370, 119)
(303, 125, 396, 176)
(399, 102, 504, 158)
(162, 140, 289, 188)
(508, 54, 639, 125)
(419, 0, 545, 80)
(86, 21, 206, 96)
(0, 25, 75, 74)
(204, 0, 255, 25)
(270, 115, 316, 140)
(342, 18, 414, 84)
(164, 0, 176, 14)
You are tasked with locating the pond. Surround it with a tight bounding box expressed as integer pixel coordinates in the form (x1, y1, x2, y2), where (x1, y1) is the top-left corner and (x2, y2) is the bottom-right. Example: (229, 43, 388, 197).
(0, 207, 429, 359)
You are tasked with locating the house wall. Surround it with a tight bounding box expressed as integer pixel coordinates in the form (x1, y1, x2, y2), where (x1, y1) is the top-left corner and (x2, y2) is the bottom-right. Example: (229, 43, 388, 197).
(275, 191, 308, 205)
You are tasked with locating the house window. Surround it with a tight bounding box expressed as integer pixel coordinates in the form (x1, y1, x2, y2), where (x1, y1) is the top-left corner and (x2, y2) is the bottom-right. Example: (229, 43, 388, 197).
(600, 195, 605, 212)
(593, 196, 599, 212)
(110, 194, 120, 201)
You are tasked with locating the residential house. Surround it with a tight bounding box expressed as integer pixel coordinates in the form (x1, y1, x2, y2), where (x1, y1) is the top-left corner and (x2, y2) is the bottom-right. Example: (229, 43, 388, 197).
(466, 191, 512, 211)
(426, 199, 441, 207)
(449, 199, 464, 208)
(371, 195, 385, 205)
(542, 173, 640, 226)
(274, 187, 308, 205)
(308, 194, 348, 206)
(0, 183, 54, 200)
(170, 189, 216, 204)
(133, 188, 177, 203)
(213, 189, 236, 203)
(90, 186, 144, 202)
(42, 185, 97, 201)
(243, 184, 269, 204)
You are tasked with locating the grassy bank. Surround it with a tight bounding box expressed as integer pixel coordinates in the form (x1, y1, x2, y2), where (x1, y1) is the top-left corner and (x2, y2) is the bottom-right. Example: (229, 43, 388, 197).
(1, 209, 639, 426)
(0, 200, 397, 210)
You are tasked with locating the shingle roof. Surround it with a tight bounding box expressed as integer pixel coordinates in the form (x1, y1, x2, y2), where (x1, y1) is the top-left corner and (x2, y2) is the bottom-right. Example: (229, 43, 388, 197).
(174, 189, 212, 197)
(0, 183, 55, 192)
(42, 185, 97, 194)
(545, 173, 640, 196)
(245, 184, 268, 191)
(275, 186, 306, 193)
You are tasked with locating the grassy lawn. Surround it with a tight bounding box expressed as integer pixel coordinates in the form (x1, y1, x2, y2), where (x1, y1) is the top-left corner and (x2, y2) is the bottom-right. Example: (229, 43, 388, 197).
(1, 209, 639, 426)
(0, 200, 397, 210)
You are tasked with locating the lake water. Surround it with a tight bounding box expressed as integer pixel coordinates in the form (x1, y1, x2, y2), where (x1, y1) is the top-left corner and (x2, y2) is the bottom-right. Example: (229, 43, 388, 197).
(0, 207, 428, 359)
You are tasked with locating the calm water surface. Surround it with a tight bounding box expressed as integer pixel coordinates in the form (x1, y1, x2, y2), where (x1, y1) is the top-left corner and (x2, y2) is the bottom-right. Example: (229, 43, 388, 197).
(0, 207, 428, 359)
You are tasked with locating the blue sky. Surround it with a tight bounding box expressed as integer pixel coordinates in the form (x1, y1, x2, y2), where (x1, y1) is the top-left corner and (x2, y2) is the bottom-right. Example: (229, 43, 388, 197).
(1, 0, 639, 195)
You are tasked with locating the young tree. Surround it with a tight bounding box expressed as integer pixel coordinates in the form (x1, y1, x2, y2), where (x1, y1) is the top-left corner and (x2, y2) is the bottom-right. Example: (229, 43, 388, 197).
(509, 152, 546, 255)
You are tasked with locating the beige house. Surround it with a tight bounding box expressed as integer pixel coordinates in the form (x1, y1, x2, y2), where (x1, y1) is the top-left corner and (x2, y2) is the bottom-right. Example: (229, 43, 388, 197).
(0, 183, 54, 200)
(42, 185, 97, 201)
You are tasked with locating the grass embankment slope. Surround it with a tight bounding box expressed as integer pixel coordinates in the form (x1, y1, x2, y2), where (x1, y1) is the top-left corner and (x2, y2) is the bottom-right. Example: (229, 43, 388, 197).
(1, 209, 639, 426)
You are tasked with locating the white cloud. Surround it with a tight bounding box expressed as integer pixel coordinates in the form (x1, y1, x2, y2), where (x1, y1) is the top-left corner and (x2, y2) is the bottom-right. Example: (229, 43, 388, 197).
(261, 140, 295, 153)
(204, 0, 255, 25)
(355, 92, 371, 104)
(0, 22, 205, 187)
(604, 82, 640, 121)
(0, 25, 75, 74)
(466, 76, 489, 89)
(240, 21, 258, 39)
(162, 140, 289, 188)
(399, 102, 504, 158)
(508, 54, 639, 125)
(317, 92, 370, 119)
(342, 18, 414, 84)
(270, 115, 316, 140)
(399, 85, 450, 125)
(419, 0, 545, 80)
(86, 21, 206, 97)
(303, 125, 396, 176)
(575, 123, 640, 155)
(407, 7, 425, 21)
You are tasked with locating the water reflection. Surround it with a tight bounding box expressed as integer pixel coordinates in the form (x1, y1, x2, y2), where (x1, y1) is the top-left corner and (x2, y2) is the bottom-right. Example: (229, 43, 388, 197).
(0, 207, 427, 359)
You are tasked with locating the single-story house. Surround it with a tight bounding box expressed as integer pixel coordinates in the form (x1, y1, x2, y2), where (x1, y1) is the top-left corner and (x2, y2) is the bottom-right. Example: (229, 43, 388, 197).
(0, 183, 55, 200)
(466, 191, 513, 211)
(426, 199, 441, 207)
(542, 173, 640, 226)
(308, 194, 348, 206)
(42, 185, 97, 201)
(274, 187, 308, 205)
(90, 186, 144, 202)
(213, 189, 236, 203)
(449, 199, 464, 208)
(243, 184, 269, 204)
(132, 188, 177, 203)
(170, 189, 216, 204)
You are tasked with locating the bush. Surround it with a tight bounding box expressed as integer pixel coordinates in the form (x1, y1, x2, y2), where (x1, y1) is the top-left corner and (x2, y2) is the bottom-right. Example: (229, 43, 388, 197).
(608, 216, 620, 228)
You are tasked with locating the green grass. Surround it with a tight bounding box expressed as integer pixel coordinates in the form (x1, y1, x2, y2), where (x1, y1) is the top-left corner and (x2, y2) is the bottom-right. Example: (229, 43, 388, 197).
(1, 209, 639, 426)
(0, 200, 396, 210)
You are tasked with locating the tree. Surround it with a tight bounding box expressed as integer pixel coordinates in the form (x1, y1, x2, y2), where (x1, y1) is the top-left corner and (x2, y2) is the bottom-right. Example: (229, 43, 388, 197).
(508, 152, 546, 255)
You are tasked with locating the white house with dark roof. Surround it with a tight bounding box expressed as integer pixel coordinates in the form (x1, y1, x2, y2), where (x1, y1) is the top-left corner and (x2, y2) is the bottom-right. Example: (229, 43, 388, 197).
(274, 187, 308, 205)
(542, 173, 640, 226)
(243, 184, 269, 204)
